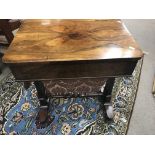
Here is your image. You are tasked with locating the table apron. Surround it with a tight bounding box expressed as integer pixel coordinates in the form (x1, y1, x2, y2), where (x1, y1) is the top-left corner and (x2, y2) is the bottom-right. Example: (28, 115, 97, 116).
(8, 59, 138, 81)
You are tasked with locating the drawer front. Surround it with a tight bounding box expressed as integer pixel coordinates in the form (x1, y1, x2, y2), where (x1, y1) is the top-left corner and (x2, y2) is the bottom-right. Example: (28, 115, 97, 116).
(8, 59, 138, 81)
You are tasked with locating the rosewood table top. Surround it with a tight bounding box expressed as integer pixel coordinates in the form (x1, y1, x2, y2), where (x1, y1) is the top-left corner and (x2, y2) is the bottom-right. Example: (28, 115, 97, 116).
(3, 19, 143, 63)
(2, 20, 144, 81)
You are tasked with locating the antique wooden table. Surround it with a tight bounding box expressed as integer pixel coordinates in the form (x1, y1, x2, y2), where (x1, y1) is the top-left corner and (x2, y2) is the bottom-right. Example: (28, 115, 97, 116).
(2, 20, 143, 128)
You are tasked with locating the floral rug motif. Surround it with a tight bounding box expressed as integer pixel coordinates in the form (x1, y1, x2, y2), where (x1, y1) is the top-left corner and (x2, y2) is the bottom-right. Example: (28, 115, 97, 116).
(0, 60, 142, 135)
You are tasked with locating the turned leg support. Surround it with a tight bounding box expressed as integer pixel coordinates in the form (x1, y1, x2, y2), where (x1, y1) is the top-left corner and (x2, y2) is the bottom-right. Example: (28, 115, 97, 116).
(103, 78, 115, 102)
(33, 81, 49, 125)
(24, 81, 51, 128)
(102, 78, 115, 118)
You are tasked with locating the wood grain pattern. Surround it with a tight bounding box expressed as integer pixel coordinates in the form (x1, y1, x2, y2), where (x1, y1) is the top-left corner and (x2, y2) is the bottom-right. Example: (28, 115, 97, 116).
(3, 19, 143, 63)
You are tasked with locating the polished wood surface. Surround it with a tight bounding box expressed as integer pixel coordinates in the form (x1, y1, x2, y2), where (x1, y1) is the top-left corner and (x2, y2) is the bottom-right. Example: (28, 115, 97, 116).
(3, 19, 143, 63)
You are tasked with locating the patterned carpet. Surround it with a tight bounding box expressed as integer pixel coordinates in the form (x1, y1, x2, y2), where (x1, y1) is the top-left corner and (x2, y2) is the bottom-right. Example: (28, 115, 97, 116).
(0, 60, 142, 135)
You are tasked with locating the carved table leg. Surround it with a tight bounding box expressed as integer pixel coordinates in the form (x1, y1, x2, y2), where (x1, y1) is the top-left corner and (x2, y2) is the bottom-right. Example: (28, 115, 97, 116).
(34, 81, 50, 128)
(102, 78, 115, 119)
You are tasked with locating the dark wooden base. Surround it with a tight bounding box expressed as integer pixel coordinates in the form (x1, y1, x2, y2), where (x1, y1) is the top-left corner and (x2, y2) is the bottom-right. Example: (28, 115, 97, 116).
(24, 81, 50, 128)
(33, 81, 50, 128)
(102, 78, 115, 119)
(24, 78, 115, 128)
(102, 78, 115, 103)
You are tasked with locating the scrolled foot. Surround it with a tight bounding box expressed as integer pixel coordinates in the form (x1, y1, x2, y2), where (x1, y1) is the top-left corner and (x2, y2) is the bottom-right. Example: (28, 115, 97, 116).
(36, 104, 54, 129)
(104, 102, 114, 119)
(37, 105, 48, 123)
